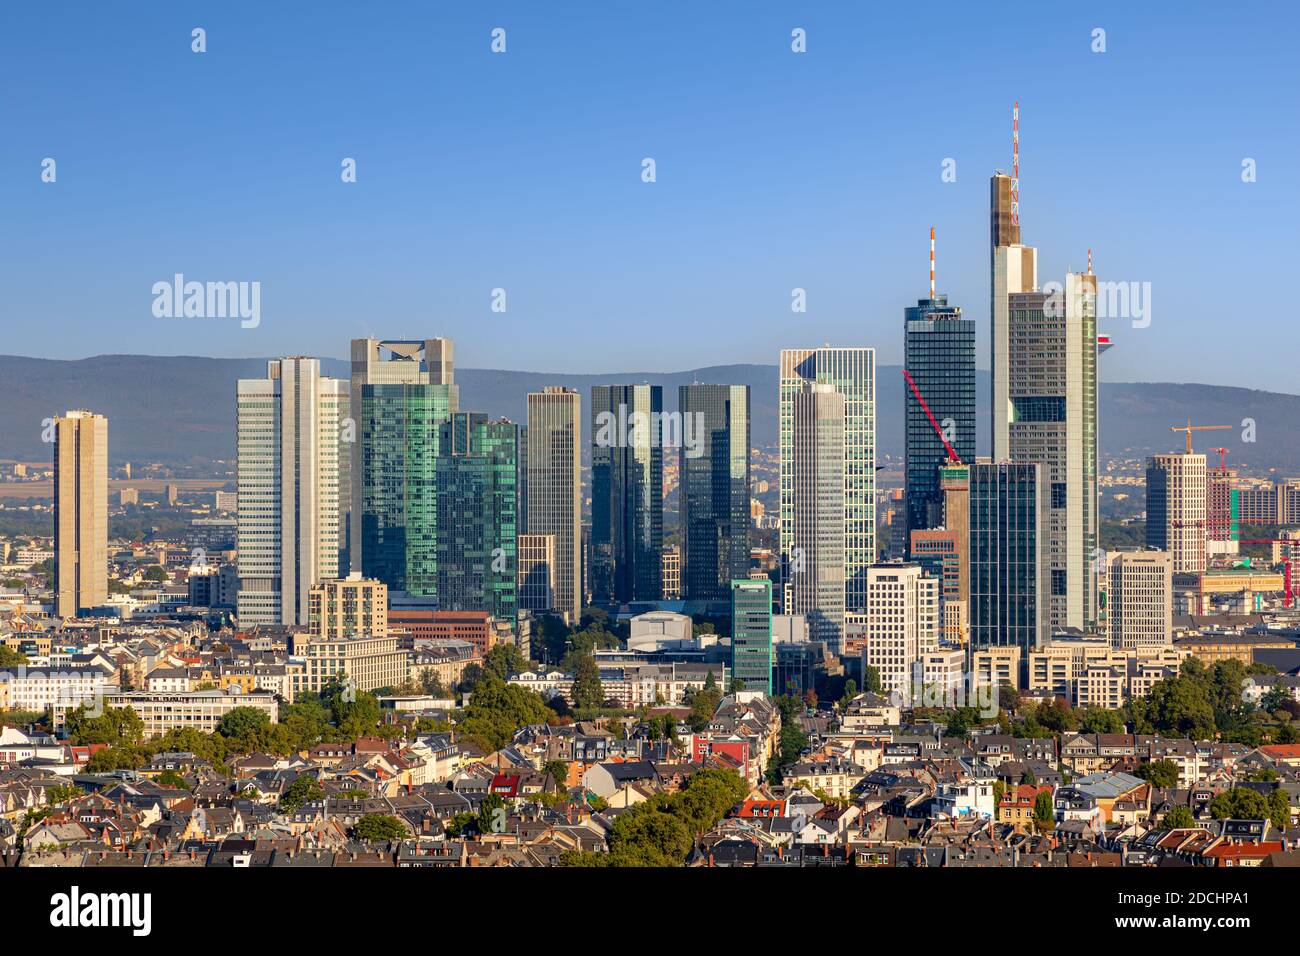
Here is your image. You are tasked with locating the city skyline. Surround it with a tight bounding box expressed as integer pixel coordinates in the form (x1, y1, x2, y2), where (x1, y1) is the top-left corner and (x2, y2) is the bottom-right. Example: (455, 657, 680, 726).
(5, 3, 1296, 393)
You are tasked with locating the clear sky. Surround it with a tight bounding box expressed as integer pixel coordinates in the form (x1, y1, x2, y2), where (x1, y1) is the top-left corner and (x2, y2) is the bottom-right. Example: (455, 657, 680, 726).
(3, 1, 1296, 389)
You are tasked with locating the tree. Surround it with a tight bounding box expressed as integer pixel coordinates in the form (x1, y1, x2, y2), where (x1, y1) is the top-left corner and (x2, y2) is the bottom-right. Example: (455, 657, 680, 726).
(542, 759, 570, 788)
(862, 666, 883, 695)
(141, 564, 169, 582)
(687, 687, 721, 733)
(457, 678, 552, 751)
(1032, 790, 1055, 833)
(354, 813, 407, 842)
(65, 705, 144, 746)
(1080, 708, 1125, 734)
(156, 770, 187, 790)
(217, 707, 272, 750)
(279, 774, 325, 811)
(1268, 788, 1292, 831)
(1135, 759, 1180, 789)
(1163, 805, 1195, 829)
(483, 644, 528, 683)
(0, 646, 28, 667)
(571, 654, 604, 710)
(1209, 787, 1269, 821)
(478, 793, 508, 836)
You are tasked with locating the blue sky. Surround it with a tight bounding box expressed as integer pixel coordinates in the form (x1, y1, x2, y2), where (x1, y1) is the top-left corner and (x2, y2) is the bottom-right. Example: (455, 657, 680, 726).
(2, 1, 1296, 389)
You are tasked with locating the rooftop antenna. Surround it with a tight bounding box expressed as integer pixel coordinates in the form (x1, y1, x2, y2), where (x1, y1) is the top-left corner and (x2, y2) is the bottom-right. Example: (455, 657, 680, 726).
(1011, 102, 1020, 229)
(1087, 248, 1093, 274)
(929, 226, 936, 299)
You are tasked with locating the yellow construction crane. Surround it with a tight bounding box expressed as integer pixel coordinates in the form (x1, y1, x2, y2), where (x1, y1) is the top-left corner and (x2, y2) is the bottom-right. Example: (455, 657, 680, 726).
(1170, 420, 1231, 454)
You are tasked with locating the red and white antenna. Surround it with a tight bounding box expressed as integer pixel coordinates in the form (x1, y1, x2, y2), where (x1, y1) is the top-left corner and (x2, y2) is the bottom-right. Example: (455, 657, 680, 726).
(1011, 101, 1020, 229)
(1087, 248, 1093, 274)
(929, 226, 936, 299)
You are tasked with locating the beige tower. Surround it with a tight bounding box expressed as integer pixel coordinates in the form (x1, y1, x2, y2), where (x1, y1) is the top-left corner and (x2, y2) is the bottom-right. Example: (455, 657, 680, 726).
(1146, 453, 1207, 574)
(526, 388, 582, 625)
(1107, 550, 1173, 650)
(54, 410, 108, 617)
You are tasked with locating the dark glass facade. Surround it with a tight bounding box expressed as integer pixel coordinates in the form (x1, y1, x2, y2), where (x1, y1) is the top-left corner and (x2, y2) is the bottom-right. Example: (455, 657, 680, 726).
(904, 295, 975, 540)
(679, 384, 750, 602)
(590, 385, 664, 604)
(435, 412, 518, 622)
(969, 461, 1047, 652)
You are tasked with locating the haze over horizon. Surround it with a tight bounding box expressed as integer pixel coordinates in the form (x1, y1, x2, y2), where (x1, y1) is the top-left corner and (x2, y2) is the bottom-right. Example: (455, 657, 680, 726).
(4, 2, 1295, 390)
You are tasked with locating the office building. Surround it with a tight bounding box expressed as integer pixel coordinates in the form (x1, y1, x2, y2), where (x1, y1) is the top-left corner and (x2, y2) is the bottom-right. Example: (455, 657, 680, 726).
(53, 410, 108, 618)
(903, 277, 975, 535)
(864, 564, 938, 698)
(349, 337, 457, 571)
(969, 461, 1049, 653)
(679, 384, 750, 602)
(779, 347, 874, 617)
(731, 578, 773, 695)
(590, 384, 664, 603)
(991, 110, 1103, 633)
(309, 573, 388, 640)
(1146, 453, 1208, 574)
(434, 411, 518, 622)
(1107, 550, 1173, 651)
(359, 381, 458, 595)
(786, 382, 846, 649)
(526, 388, 582, 624)
(236, 358, 347, 626)
(661, 545, 681, 600)
(518, 533, 556, 613)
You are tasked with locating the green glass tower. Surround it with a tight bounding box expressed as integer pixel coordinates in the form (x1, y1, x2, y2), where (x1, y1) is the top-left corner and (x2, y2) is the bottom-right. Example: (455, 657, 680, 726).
(731, 578, 773, 695)
(679, 384, 750, 603)
(359, 382, 457, 595)
(435, 412, 518, 622)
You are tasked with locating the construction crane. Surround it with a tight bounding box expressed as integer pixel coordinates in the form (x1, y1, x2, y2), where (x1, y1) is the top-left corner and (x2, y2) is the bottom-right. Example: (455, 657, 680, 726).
(1170, 420, 1231, 454)
(1208, 447, 1230, 474)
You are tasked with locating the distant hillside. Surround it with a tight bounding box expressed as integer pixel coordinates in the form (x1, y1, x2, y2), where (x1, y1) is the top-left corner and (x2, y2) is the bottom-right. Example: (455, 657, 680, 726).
(0, 355, 1294, 473)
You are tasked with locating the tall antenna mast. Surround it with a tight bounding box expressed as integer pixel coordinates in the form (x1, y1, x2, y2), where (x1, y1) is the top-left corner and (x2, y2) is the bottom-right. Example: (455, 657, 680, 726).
(929, 226, 936, 299)
(1087, 248, 1093, 274)
(1011, 101, 1020, 229)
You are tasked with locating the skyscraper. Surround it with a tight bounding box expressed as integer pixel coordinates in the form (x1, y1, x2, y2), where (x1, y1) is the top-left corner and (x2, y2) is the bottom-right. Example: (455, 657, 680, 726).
(53, 410, 108, 618)
(237, 358, 347, 626)
(359, 382, 457, 595)
(1146, 453, 1207, 574)
(590, 384, 664, 604)
(349, 338, 457, 571)
(434, 412, 518, 622)
(969, 461, 1049, 652)
(779, 348, 875, 618)
(527, 388, 582, 625)
(787, 382, 846, 650)
(991, 118, 1102, 632)
(904, 234, 975, 537)
(731, 578, 773, 695)
(678, 384, 751, 603)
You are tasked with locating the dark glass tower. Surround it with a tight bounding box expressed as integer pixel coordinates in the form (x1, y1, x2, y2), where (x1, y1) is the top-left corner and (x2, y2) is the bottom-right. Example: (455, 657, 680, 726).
(904, 294, 975, 541)
(969, 461, 1048, 653)
(434, 412, 518, 622)
(679, 384, 750, 602)
(590, 385, 664, 604)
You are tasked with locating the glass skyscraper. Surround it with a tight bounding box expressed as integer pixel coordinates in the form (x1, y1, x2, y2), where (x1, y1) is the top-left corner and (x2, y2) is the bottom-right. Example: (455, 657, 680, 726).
(679, 384, 750, 603)
(779, 347, 875, 618)
(434, 412, 518, 622)
(731, 578, 773, 695)
(904, 294, 974, 538)
(590, 384, 664, 604)
(359, 381, 457, 596)
(969, 461, 1048, 652)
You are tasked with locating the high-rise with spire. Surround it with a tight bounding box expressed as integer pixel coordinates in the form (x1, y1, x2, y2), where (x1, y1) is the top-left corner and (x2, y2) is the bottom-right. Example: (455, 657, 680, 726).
(990, 104, 1102, 634)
